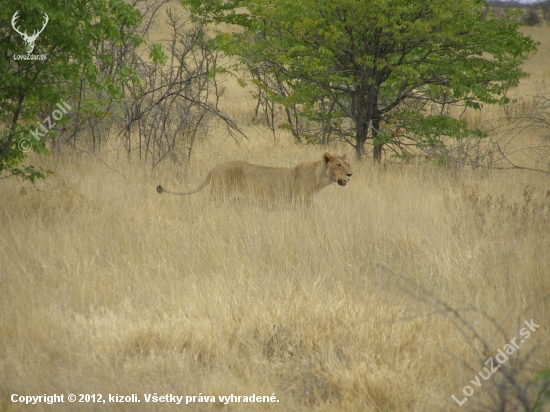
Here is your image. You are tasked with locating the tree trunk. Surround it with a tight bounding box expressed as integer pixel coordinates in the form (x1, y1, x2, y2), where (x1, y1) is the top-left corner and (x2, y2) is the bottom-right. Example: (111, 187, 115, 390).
(373, 144, 382, 162)
(372, 116, 382, 162)
(355, 119, 367, 160)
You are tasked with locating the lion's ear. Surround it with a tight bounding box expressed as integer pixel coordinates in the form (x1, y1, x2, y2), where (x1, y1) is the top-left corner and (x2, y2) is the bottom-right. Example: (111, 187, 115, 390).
(323, 152, 333, 164)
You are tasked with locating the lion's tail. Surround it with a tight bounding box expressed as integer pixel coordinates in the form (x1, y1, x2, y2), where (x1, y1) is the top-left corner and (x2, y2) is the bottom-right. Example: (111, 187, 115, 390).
(157, 170, 213, 196)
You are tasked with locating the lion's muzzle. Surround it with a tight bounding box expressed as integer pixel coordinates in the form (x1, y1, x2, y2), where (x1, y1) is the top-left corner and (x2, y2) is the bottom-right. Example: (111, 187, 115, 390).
(337, 172, 352, 187)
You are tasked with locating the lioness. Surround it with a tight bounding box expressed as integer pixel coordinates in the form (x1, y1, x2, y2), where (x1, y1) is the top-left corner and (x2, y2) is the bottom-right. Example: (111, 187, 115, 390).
(156, 152, 352, 206)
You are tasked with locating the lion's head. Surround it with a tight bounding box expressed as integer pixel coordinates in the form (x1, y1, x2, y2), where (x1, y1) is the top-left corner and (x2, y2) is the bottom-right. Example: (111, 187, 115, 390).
(323, 152, 353, 187)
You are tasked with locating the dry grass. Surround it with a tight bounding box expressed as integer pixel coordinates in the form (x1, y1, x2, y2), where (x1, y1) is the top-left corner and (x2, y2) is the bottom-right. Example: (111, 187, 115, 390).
(1, 16, 550, 412)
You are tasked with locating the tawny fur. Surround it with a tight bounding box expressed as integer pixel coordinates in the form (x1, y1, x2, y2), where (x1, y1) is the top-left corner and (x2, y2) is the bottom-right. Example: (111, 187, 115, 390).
(157, 152, 352, 206)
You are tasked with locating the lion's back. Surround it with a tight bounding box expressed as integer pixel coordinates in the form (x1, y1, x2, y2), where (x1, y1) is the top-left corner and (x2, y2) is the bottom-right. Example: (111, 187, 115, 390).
(209, 161, 298, 202)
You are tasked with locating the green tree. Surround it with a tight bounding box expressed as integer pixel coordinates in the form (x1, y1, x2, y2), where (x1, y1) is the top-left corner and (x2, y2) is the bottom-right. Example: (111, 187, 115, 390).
(0, 0, 141, 181)
(183, 0, 537, 160)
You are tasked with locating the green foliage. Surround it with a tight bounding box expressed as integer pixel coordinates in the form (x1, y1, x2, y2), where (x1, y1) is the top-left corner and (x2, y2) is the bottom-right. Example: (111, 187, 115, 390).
(534, 368, 550, 412)
(0, 0, 142, 181)
(149, 43, 168, 66)
(182, 0, 537, 160)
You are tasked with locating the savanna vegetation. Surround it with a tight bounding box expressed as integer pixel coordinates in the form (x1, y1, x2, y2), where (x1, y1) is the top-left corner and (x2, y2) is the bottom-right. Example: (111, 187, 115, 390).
(1, 0, 549, 411)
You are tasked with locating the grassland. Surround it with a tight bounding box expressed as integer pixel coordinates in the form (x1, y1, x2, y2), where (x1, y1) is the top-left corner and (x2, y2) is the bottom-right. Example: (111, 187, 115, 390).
(1, 18, 549, 412)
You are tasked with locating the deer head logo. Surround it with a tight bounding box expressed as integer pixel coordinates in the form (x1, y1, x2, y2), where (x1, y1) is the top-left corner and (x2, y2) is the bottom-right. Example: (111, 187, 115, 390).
(11, 11, 49, 54)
